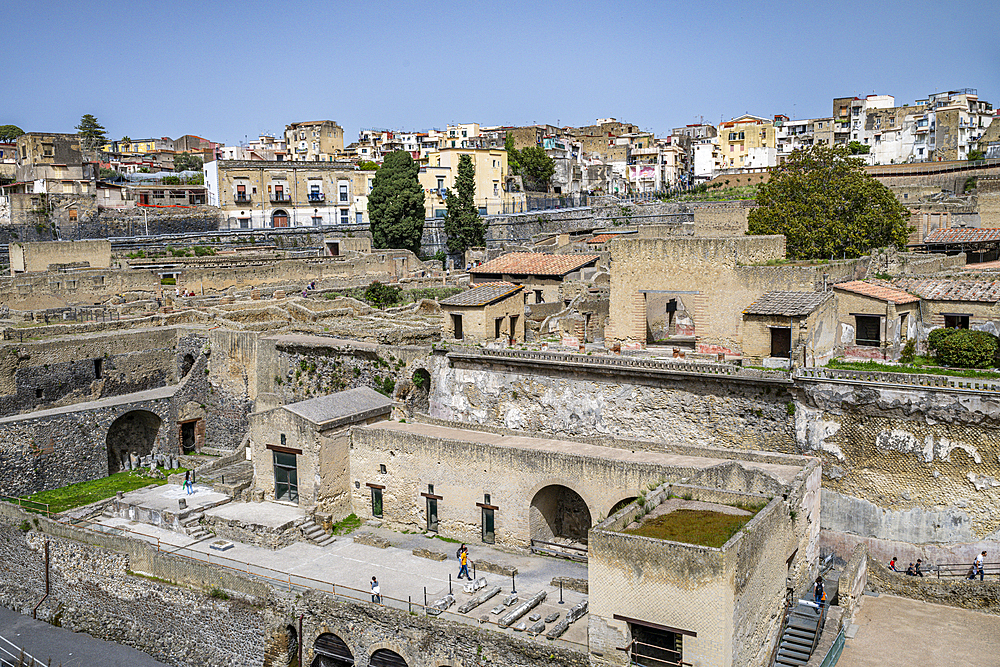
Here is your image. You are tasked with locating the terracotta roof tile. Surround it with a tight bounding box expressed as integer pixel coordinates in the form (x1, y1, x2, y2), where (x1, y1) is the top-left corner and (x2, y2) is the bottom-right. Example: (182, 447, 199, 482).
(891, 278, 1000, 303)
(924, 228, 1000, 244)
(586, 233, 622, 244)
(439, 283, 522, 307)
(744, 291, 832, 316)
(470, 253, 599, 277)
(833, 280, 920, 304)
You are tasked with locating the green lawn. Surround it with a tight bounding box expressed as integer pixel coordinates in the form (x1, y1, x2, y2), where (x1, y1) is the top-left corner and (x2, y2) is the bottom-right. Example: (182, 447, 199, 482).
(826, 357, 1000, 380)
(18, 468, 186, 514)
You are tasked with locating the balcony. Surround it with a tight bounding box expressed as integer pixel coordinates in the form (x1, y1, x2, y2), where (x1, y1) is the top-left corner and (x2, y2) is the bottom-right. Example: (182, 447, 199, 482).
(270, 193, 292, 203)
(308, 192, 326, 203)
(234, 193, 251, 203)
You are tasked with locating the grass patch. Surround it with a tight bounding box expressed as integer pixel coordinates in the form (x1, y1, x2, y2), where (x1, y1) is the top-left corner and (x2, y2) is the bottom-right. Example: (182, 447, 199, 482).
(324, 286, 464, 306)
(126, 570, 177, 586)
(826, 357, 1000, 380)
(622, 508, 755, 548)
(332, 513, 362, 535)
(18, 468, 186, 514)
(209, 587, 230, 600)
(430, 533, 462, 544)
(660, 184, 760, 202)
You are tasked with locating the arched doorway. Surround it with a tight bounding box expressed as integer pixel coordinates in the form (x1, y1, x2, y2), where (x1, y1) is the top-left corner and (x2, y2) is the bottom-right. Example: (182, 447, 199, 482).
(370, 649, 408, 667)
(609, 497, 638, 518)
(272, 209, 289, 228)
(312, 633, 353, 667)
(529, 484, 592, 546)
(107, 410, 162, 474)
(411, 368, 431, 413)
(285, 625, 298, 666)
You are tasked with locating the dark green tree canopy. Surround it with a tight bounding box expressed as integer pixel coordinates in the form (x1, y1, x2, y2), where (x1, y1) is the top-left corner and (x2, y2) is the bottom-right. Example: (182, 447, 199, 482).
(847, 140, 870, 155)
(357, 160, 379, 171)
(443, 154, 487, 254)
(747, 145, 912, 259)
(174, 152, 203, 172)
(75, 114, 107, 150)
(0, 125, 24, 143)
(368, 150, 425, 254)
(518, 146, 555, 192)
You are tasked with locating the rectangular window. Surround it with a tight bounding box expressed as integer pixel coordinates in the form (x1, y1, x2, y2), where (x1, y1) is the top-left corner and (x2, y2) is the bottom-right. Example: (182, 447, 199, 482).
(356, 212, 364, 224)
(944, 314, 970, 329)
(312, 216, 322, 226)
(340, 208, 349, 225)
(371, 486, 383, 517)
(855, 315, 881, 347)
(273, 451, 299, 503)
(339, 183, 349, 202)
(626, 621, 686, 667)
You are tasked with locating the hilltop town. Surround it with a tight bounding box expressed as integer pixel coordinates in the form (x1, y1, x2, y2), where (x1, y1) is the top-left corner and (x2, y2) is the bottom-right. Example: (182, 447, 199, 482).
(1, 86, 1000, 667)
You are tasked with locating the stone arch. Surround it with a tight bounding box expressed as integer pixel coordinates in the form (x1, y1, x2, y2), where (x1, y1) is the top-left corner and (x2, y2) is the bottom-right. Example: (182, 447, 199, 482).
(312, 632, 354, 667)
(285, 624, 298, 666)
(369, 648, 408, 667)
(106, 410, 161, 474)
(180, 353, 195, 377)
(529, 483, 593, 545)
(272, 209, 289, 228)
(410, 368, 431, 413)
(608, 496, 638, 519)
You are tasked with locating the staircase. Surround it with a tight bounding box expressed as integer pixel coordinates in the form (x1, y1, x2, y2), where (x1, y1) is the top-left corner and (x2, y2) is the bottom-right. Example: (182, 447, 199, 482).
(297, 516, 336, 547)
(773, 603, 824, 667)
(181, 511, 211, 540)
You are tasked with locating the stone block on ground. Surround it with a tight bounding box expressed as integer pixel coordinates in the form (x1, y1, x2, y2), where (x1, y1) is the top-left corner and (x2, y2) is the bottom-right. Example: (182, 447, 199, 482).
(426, 594, 455, 616)
(498, 591, 546, 628)
(458, 585, 501, 614)
(550, 576, 588, 594)
(529, 613, 541, 622)
(545, 598, 587, 639)
(474, 559, 517, 577)
(353, 532, 391, 549)
(527, 620, 546, 636)
(503, 593, 518, 606)
(413, 547, 448, 561)
(545, 612, 560, 623)
(490, 603, 506, 615)
(463, 577, 488, 594)
(513, 621, 527, 632)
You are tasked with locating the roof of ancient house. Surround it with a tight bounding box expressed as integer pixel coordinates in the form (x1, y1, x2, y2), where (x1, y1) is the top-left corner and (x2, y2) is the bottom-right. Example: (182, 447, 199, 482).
(439, 282, 522, 307)
(469, 252, 600, 277)
(285, 387, 393, 429)
(891, 278, 1000, 303)
(744, 291, 832, 317)
(586, 233, 622, 244)
(832, 280, 920, 304)
(924, 228, 1000, 245)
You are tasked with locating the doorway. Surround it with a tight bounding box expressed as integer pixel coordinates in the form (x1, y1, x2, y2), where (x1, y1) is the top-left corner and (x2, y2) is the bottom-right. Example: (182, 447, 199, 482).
(273, 451, 299, 503)
(770, 327, 791, 358)
(180, 420, 196, 453)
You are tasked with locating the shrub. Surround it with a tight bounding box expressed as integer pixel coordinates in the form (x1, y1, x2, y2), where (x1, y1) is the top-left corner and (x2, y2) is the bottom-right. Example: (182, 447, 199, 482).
(927, 327, 960, 352)
(935, 329, 999, 368)
(364, 281, 401, 309)
(900, 339, 916, 364)
(208, 587, 230, 600)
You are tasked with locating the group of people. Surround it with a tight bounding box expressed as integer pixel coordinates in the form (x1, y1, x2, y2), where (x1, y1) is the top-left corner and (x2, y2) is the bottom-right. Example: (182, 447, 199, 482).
(888, 556, 925, 577)
(301, 281, 318, 299)
(370, 544, 473, 605)
(888, 551, 989, 579)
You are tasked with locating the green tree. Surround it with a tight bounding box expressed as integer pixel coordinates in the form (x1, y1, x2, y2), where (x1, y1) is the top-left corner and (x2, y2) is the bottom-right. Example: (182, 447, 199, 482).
(504, 134, 520, 175)
(75, 114, 107, 151)
(357, 160, 379, 171)
(365, 281, 401, 309)
(119, 135, 132, 151)
(368, 150, 425, 253)
(968, 149, 985, 162)
(0, 124, 24, 143)
(174, 152, 203, 172)
(847, 140, 870, 155)
(518, 146, 555, 192)
(443, 154, 488, 255)
(747, 145, 912, 259)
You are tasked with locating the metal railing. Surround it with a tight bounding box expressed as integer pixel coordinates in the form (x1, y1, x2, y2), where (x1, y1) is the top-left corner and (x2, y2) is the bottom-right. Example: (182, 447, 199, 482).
(932, 561, 999, 579)
(270, 194, 292, 203)
(234, 194, 251, 203)
(308, 193, 326, 202)
(0, 498, 589, 651)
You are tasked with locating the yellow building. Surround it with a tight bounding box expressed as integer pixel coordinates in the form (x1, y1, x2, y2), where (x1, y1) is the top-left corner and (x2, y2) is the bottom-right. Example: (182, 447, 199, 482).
(418, 147, 524, 218)
(717, 115, 776, 168)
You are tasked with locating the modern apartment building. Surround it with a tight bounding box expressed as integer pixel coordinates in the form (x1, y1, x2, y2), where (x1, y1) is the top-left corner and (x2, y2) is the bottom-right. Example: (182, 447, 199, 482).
(204, 160, 373, 229)
(418, 147, 523, 218)
(717, 115, 776, 169)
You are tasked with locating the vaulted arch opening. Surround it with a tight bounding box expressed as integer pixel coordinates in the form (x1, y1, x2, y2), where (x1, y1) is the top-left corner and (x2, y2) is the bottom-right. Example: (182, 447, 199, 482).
(529, 484, 592, 546)
(107, 410, 161, 474)
(312, 633, 354, 667)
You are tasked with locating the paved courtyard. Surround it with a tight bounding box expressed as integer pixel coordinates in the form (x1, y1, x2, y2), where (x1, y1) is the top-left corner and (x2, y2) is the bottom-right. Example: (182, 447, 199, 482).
(838, 593, 1000, 667)
(97, 489, 591, 646)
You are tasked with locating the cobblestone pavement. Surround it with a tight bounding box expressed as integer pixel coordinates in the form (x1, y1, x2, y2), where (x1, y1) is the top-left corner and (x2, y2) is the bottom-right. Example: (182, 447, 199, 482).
(838, 593, 1000, 667)
(0, 606, 169, 667)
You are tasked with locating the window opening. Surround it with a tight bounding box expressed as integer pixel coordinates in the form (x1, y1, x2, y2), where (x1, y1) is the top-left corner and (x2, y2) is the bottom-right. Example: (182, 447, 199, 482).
(855, 315, 881, 347)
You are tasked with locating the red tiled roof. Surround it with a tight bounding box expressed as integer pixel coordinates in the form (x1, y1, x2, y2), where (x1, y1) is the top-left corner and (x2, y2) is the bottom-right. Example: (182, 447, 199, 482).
(586, 233, 621, 244)
(470, 253, 600, 277)
(924, 228, 1000, 244)
(892, 278, 1000, 303)
(833, 281, 920, 304)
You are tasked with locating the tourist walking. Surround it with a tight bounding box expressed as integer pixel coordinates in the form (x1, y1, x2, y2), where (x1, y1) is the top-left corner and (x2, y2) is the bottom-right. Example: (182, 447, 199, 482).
(915, 559, 924, 577)
(905, 562, 916, 576)
(457, 544, 471, 580)
(889, 556, 898, 571)
(974, 551, 987, 581)
(183, 470, 193, 495)
(813, 576, 825, 613)
(371, 576, 382, 604)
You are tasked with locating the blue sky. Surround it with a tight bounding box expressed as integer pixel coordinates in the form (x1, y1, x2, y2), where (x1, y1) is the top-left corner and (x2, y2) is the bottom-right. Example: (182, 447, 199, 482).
(3, 0, 996, 145)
